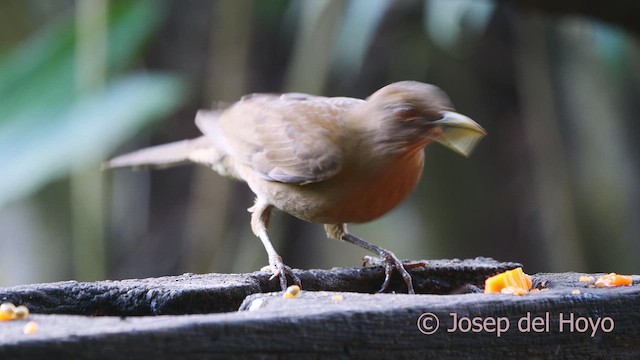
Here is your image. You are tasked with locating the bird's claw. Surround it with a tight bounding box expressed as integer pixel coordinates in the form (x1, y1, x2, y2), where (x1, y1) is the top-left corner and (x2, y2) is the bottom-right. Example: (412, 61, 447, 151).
(363, 253, 423, 294)
(263, 256, 302, 291)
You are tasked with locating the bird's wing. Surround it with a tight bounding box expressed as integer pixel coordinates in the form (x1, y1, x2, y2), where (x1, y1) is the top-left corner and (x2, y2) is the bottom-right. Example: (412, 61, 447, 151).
(196, 93, 363, 185)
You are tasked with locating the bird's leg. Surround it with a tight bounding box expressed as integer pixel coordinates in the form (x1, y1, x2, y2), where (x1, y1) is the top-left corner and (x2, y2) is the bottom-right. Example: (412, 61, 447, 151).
(249, 198, 301, 291)
(324, 224, 416, 294)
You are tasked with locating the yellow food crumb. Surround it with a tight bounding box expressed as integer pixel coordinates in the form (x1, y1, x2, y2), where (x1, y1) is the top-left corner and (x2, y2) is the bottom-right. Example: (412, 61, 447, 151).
(283, 285, 301, 299)
(331, 295, 344, 301)
(571, 289, 581, 295)
(579, 276, 595, 283)
(594, 273, 633, 287)
(22, 321, 39, 335)
(14, 305, 29, 320)
(485, 267, 532, 294)
(0, 303, 16, 321)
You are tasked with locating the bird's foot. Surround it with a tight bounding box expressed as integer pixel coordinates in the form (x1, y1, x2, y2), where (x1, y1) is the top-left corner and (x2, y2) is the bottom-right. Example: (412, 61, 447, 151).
(363, 254, 426, 294)
(261, 255, 302, 291)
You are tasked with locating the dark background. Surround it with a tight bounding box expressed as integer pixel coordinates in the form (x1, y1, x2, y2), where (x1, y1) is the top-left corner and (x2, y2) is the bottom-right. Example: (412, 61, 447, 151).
(1, 0, 639, 286)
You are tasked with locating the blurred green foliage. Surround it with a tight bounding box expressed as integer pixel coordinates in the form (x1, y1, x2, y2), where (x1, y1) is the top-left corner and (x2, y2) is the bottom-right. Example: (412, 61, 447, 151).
(0, 0, 186, 207)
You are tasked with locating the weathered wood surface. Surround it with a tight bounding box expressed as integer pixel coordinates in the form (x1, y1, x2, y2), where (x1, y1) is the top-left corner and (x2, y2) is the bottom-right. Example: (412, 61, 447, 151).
(0, 257, 517, 316)
(0, 259, 639, 359)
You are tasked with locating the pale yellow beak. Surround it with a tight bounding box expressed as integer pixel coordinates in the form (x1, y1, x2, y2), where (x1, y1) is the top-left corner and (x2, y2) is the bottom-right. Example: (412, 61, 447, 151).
(433, 111, 487, 157)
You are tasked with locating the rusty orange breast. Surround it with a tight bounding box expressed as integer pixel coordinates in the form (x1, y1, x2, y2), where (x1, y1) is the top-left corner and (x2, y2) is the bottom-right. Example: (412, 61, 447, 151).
(327, 149, 426, 223)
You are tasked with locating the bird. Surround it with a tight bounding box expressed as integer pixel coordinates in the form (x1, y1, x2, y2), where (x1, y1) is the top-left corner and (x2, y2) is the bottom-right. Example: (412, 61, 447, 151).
(105, 81, 486, 294)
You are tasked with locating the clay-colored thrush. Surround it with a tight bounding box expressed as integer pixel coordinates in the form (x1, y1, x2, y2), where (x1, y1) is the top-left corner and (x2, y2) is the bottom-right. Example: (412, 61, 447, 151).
(106, 81, 486, 294)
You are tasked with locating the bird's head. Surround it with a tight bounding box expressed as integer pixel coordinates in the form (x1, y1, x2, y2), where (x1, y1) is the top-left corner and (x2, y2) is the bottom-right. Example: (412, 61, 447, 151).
(363, 81, 486, 157)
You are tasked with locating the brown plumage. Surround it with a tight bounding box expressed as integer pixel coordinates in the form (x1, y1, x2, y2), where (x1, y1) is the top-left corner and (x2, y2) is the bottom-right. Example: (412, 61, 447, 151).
(106, 81, 486, 294)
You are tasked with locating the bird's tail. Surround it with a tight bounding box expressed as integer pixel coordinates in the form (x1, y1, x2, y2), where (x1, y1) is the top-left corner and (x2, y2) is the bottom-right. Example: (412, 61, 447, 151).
(103, 136, 215, 170)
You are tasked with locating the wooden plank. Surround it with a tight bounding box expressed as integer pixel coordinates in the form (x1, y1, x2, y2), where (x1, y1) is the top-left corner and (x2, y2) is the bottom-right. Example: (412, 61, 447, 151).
(0, 274, 638, 359)
(2, 259, 637, 358)
(0, 258, 519, 315)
